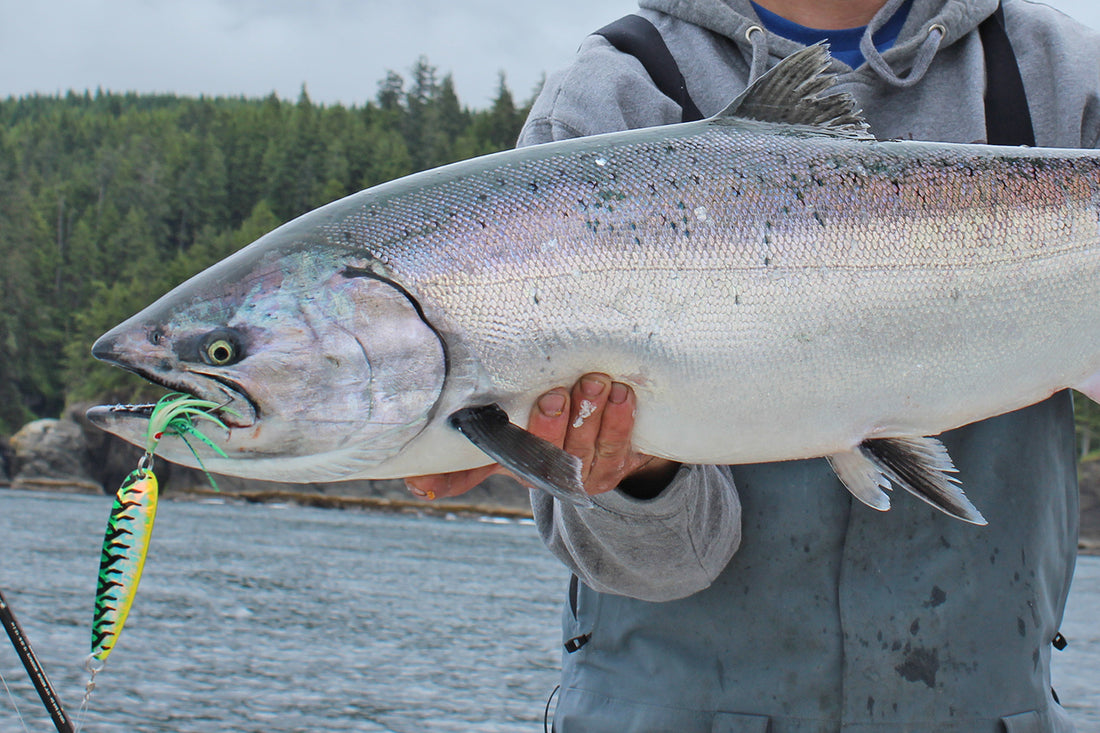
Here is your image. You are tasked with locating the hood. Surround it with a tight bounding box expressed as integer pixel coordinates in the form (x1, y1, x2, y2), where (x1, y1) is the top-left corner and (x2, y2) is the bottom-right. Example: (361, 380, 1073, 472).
(639, 0, 1000, 87)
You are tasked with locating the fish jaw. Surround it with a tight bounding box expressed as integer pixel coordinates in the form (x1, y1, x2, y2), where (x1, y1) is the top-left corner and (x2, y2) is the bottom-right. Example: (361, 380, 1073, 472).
(91, 327, 259, 429)
(87, 242, 449, 483)
(87, 322, 260, 466)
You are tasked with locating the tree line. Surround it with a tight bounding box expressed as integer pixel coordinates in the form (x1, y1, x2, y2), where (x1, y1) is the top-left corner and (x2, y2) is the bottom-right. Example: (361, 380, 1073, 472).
(0, 59, 528, 435)
(1, 58, 1097, 457)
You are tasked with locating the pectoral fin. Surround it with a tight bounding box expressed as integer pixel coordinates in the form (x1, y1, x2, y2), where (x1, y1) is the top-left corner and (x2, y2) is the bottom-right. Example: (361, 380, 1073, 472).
(829, 437, 987, 525)
(448, 404, 593, 508)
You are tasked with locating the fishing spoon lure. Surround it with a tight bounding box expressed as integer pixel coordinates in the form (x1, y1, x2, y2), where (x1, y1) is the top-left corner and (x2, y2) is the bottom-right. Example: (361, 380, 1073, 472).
(81, 394, 232, 711)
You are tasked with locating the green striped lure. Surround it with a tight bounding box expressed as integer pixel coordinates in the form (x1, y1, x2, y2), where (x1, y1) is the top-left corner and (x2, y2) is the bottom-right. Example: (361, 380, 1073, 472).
(89, 466, 159, 663)
(82, 394, 232, 707)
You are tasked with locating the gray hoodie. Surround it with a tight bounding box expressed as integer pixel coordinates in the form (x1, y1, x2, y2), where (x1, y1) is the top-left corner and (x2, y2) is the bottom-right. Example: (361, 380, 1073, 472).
(520, 0, 1097, 730)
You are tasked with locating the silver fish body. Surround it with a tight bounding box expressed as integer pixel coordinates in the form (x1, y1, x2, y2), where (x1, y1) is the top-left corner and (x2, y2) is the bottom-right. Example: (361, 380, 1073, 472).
(89, 47, 1100, 521)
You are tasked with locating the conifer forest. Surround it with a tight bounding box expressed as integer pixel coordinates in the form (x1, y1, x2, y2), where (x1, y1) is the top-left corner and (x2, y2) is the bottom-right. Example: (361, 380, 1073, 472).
(0, 60, 529, 435)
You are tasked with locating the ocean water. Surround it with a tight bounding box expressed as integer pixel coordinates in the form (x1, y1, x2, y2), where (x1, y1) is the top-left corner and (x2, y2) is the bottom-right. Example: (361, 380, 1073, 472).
(0, 490, 1096, 732)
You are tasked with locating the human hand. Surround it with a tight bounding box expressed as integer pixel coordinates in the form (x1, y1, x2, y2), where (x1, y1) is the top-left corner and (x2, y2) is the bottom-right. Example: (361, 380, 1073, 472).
(404, 373, 678, 500)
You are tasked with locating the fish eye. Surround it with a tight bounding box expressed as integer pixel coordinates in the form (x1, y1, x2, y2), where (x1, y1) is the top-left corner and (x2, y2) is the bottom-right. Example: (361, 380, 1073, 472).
(206, 340, 235, 365)
(201, 334, 241, 366)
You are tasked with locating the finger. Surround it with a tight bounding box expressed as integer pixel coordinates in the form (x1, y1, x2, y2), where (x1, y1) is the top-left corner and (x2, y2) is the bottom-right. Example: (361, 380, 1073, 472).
(405, 463, 501, 500)
(586, 381, 638, 493)
(562, 373, 613, 481)
(526, 388, 570, 447)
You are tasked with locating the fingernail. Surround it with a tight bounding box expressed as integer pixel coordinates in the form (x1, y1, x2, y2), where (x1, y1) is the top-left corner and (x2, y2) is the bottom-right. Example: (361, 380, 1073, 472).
(581, 375, 606, 397)
(609, 382, 628, 404)
(408, 484, 428, 498)
(538, 392, 566, 417)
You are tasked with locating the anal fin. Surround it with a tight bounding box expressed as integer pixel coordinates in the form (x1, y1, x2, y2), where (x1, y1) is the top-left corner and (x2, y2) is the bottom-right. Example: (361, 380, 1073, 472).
(1075, 372, 1100, 405)
(829, 436, 987, 525)
(448, 404, 593, 508)
(828, 449, 892, 512)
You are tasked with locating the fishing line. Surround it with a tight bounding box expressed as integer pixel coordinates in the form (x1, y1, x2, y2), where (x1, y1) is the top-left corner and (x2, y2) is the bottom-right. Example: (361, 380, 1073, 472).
(0, 666, 32, 733)
(74, 656, 101, 733)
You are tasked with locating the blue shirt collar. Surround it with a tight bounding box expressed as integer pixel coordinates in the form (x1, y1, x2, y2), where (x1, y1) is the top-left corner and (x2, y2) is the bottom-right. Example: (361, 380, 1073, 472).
(749, 1, 913, 69)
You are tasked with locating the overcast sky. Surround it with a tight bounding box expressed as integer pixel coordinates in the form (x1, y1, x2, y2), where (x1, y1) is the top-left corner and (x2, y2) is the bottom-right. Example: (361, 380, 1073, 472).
(2, 0, 1097, 109)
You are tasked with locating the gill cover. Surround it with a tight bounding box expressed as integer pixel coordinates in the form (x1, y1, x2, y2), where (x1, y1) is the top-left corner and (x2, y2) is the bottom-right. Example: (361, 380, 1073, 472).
(195, 264, 447, 477)
(90, 256, 447, 482)
(317, 268, 449, 470)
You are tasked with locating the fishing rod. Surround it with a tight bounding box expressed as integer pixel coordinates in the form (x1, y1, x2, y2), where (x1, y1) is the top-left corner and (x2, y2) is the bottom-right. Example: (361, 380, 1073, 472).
(0, 587, 75, 733)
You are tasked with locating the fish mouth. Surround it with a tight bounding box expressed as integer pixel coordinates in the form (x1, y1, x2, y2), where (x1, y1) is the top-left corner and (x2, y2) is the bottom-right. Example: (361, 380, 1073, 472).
(86, 373, 259, 452)
(89, 333, 259, 432)
(124, 367, 258, 428)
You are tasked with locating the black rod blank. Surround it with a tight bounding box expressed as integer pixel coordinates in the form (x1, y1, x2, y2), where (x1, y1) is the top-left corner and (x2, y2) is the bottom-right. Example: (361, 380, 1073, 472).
(0, 588, 75, 733)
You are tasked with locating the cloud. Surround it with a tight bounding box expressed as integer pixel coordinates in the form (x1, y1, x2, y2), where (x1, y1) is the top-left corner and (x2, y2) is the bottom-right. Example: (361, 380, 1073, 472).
(0, 0, 636, 106)
(3, 0, 1097, 108)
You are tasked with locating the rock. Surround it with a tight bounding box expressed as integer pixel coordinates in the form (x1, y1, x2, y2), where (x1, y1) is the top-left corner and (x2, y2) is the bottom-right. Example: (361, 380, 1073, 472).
(69, 401, 144, 492)
(0, 435, 11, 483)
(6, 403, 1099, 530)
(8, 418, 102, 492)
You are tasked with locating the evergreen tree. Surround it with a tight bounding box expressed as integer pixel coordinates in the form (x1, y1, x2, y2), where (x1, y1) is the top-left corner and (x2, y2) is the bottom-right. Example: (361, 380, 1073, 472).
(0, 132, 54, 431)
(0, 65, 539, 432)
(376, 71, 404, 113)
(486, 72, 521, 149)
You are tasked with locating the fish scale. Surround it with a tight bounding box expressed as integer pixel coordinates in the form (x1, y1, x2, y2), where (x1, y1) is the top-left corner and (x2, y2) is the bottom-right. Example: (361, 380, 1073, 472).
(386, 128, 1100, 458)
(86, 45, 1100, 523)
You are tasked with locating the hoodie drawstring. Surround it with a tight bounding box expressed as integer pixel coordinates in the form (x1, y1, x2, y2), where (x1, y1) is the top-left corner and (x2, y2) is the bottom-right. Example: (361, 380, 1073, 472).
(860, 0, 945, 87)
(744, 0, 946, 89)
(745, 24, 768, 83)
(861, 22, 944, 87)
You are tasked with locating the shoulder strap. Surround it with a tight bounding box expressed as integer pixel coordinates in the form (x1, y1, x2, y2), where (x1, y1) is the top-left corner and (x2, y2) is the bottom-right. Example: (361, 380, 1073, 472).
(594, 15, 705, 123)
(978, 2, 1036, 146)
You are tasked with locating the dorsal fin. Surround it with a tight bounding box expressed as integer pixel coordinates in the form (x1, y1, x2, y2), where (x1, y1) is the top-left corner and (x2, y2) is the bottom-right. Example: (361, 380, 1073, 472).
(716, 43, 874, 140)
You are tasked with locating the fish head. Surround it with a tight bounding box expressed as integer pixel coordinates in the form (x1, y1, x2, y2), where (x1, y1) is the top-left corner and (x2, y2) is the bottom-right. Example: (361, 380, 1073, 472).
(87, 239, 447, 482)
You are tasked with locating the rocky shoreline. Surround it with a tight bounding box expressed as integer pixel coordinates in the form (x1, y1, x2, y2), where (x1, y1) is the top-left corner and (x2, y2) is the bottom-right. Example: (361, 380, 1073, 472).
(0, 478, 538, 519)
(4, 405, 1099, 552)
(0, 403, 539, 517)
